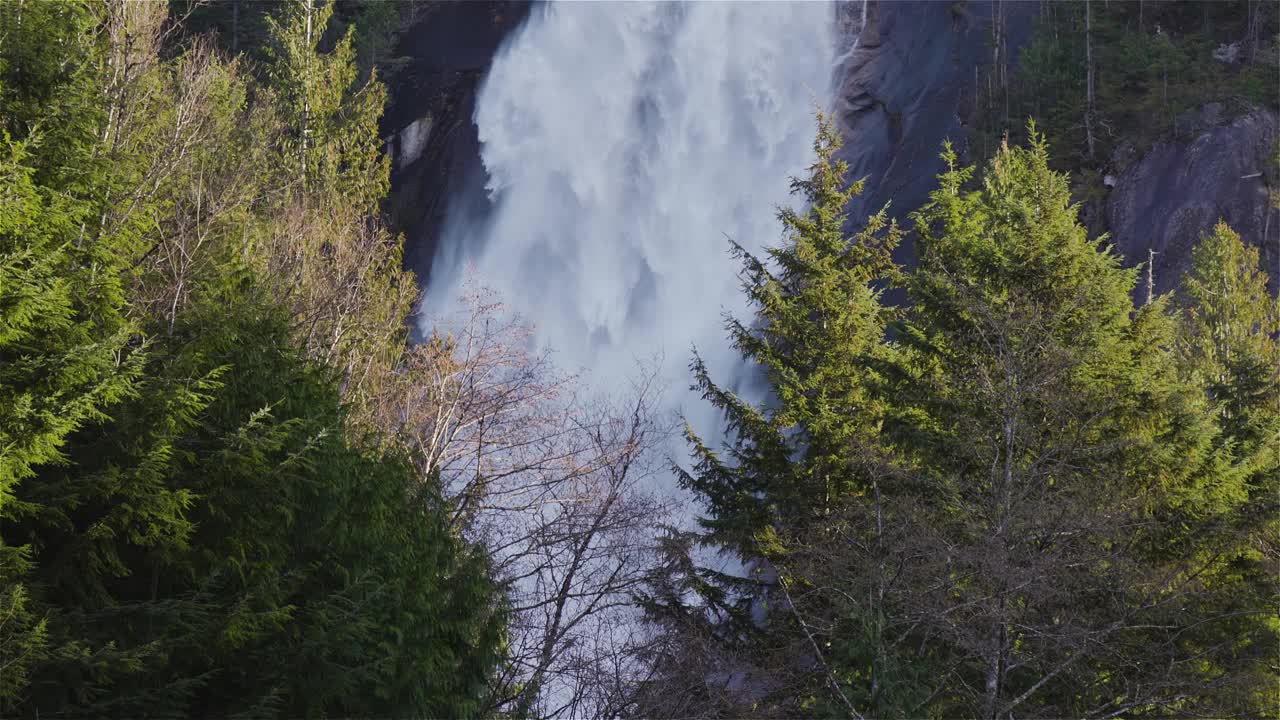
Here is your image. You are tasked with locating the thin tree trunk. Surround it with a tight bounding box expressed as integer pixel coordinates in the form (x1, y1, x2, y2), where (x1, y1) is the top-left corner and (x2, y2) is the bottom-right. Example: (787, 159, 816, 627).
(982, 618, 1003, 720)
(1254, 0, 1260, 63)
(873, 477, 886, 705)
(1146, 249, 1157, 305)
(231, 0, 239, 53)
(302, 0, 312, 189)
(1085, 0, 1096, 160)
(992, 0, 1000, 81)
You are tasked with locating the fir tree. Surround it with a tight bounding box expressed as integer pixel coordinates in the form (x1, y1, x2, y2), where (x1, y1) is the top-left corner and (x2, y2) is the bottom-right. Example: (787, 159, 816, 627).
(1176, 221, 1279, 464)
(646, 115, 917, 718)
(0, 3, 147, 702)
(682, 113, 900, 556)
(1169, 221, 1280, 715)
(264, 0, 387, 207)
(877, 130, 1266, 717)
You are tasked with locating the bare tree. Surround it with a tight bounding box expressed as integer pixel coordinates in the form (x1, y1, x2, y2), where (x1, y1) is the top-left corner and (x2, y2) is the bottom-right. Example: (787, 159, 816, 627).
(387, 285, 677, 718)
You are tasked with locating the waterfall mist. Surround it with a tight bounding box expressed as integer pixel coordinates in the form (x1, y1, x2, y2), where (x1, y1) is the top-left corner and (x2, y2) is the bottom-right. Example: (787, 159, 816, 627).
(426, 1, 840, 465)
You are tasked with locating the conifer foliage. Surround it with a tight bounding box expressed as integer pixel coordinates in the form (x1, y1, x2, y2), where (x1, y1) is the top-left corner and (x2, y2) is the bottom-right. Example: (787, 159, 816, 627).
(680, 114, 900, 556)
(0, 2, 504, 716)
(642, 125, 1278, 719)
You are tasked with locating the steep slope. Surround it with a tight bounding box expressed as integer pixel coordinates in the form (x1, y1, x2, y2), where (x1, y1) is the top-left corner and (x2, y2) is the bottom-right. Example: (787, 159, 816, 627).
(835, 0, 1037, 265)
(1108, 107, 1278, 294)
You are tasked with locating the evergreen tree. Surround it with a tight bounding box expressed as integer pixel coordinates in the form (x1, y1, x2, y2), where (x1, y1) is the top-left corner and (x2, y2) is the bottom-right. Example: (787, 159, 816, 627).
(7, 275, 505, 718)
(264, 0, 387, 207)
(0, 3, 144, 496)
(1176, 221, 1279, 465)
(1, 3, 507, 715)
(876, 131, 1265, 717)
(1169, 221, 1280, 714)
(682, 114, 899, 558)
(0, 3, 146, 703)
(258, 0, 418, 434)
(647, 127, 1276, 719)
(644, 115, 919, 718)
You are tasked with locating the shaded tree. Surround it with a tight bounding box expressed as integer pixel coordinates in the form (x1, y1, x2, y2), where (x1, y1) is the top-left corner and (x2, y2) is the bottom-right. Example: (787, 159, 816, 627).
(639, 115, 916, 719)
(0, 3, 508, 715)
(395, 286, 675, 719)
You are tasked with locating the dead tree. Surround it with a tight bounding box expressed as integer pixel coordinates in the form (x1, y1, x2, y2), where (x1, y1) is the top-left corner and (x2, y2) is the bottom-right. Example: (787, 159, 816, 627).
(390, 286, 676, 719)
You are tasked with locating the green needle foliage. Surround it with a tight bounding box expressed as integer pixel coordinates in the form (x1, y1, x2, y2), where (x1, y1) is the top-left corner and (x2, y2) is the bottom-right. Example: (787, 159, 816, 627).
(647, 114, 921, 718)
(0, 1, 505, 715)
(642, 123, 1279, 719)
(1171, 221, 1280, 714)
(880, 130, 1252, 718)
(681, 113, 901, 558)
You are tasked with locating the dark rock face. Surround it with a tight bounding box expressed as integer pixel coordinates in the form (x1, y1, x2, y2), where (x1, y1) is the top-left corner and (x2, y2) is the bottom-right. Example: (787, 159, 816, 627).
(1106, 108, 1279, 295)
(835, 2, 1278, 292)
(834, 0, 1038, 265)
(381, 0, 530, 282)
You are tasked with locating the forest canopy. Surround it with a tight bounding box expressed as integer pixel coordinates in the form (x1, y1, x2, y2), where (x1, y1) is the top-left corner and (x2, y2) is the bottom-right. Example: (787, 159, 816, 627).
(0, 1, 501, 715)
(637, 120, 1278, 719)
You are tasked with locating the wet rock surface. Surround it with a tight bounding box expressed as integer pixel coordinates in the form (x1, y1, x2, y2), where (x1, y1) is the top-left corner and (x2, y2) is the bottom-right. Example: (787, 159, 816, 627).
(385, 1, 1043, 287)
(835, 0, 1038, 265)
(381, 0, 530, 282)
(382, 1, 1276, 299)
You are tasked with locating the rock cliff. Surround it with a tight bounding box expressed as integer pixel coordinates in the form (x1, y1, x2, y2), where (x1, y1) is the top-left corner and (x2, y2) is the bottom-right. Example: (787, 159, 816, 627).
(1106, 107, 1278, 294)
(834, 0, 1037, 264)
(380, 0, 529, 281)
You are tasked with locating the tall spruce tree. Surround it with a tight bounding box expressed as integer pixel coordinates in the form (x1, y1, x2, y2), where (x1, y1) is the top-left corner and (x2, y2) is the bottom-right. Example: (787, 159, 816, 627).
(1169, 221, 1279, 715)
(874, 132, 1267, 717)
(682, 114, 900, 556)
(0, 2, 144, 507)
(641, 115, 918, 718)
(1176, 221, 1279, 469)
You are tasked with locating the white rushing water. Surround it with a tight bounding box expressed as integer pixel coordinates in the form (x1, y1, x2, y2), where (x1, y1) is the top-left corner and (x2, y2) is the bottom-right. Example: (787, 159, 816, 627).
(427, 1, 840, 451)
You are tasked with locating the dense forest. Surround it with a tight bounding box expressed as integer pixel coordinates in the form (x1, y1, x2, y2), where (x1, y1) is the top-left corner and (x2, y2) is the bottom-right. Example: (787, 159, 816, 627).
(0, 1, 1276, 719)
(636, 121, 1278, 718)
(0, 1, 504, 715)
(971, 0, 1276, 169)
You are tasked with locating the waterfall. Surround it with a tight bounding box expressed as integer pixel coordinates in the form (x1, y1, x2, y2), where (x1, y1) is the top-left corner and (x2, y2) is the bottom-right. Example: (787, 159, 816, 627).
(831, 0, 869, 69)
(426, 1, 839, 450)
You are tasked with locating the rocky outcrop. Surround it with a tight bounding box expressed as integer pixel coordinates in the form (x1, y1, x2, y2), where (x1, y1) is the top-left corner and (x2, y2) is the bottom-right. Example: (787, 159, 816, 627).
(380, 1, 530, 281)
(834, 0, 1037, 264)
(387, 116, 433, 170)
(1105, 108, 1279, 295)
